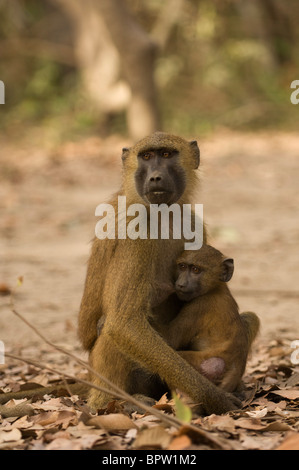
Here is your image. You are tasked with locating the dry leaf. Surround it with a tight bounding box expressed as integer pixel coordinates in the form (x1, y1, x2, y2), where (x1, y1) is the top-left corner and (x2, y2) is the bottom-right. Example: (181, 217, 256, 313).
(271, 389, 299, 400)
(133, 426, 172, 450)
(133, 414, 160, 427)
(0, 283, 11, 296)
(43, 430, 71, 442)
(32, 410, 78, 428)
(246, 408, 268, 418)
(175, 424, 234, 450)
(11, 415, 35, 430)
(277, 432, 299, 450)
(0, 428, 22, 443)
(31, 374, 49, 386)
(235, 418, 269, 431)
(235, 418, 292, 432)
(77, 433, 107, 449)
(205, 414, 236, 433)
(263, 422, 293, 432)
(125, 428, 138, 441)
(153, 403, 174, 413)
(32, 397, 73, 411)
(240, 434, 281, 450)
(269, 347, 286, 357)
(155, 393, 169, 405)
(46, 437, 82, 450)
(87, 413, 137, 432)
(167, 435, 192, 450)
(285, 373, 299, 387)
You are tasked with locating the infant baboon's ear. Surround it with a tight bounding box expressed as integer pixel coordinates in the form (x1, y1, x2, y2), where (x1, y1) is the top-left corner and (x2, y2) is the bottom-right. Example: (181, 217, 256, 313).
(220, 258, 234, 282)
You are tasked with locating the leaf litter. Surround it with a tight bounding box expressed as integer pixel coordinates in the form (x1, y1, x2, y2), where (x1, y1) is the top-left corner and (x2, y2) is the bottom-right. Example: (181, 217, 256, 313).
(0, 336, 298, 451)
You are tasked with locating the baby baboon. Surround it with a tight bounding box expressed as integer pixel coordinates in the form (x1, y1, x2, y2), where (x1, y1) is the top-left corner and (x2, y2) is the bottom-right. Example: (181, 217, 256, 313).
(164, 244, 260, 392)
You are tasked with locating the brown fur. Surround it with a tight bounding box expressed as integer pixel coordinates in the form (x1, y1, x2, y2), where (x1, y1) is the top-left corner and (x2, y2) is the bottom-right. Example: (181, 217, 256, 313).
(163, 245, 260, 392)
(78, 132, 241, 414)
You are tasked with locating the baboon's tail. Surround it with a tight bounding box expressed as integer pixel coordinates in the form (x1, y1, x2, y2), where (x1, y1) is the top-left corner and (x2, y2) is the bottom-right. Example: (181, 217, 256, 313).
(240, 311, 260, 347)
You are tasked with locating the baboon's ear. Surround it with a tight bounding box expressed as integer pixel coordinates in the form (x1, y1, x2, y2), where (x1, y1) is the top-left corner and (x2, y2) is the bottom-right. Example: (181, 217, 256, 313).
(220, 258, 234, 282)
(121, 147, 130, 163)
(189, 140, 200, 169)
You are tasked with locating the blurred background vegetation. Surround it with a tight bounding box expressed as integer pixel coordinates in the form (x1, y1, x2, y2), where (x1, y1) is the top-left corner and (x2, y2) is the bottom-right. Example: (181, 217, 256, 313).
(0, 0, 298, 143)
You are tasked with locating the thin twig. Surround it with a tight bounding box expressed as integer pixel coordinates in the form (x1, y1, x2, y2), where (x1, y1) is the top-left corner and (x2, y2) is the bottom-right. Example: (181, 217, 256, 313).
(9, 293, 144, 404)
(5, 353, 118, 401)
(9, 292, 185, 425)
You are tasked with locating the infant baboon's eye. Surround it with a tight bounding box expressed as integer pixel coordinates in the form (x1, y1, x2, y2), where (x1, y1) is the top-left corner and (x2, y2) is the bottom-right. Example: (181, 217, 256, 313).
(191, 265, 201, 274)
(178, 263, 187, 271)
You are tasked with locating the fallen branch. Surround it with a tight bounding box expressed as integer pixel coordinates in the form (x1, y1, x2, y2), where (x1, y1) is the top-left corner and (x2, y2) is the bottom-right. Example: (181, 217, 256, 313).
(10, 290, 179, 414)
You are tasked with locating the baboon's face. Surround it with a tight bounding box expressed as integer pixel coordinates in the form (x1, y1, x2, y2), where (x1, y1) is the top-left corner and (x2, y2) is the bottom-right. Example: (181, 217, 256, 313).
(175, 261, 207, 301)
(122, 132, 200, 205)
(134, 147, 186, 205)
(175, 246, 234, 301)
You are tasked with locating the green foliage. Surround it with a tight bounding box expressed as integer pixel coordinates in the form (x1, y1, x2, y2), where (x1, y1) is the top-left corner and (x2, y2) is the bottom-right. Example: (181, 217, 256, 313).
(1, 0, 298, 139)
(172, 392, 192, 424)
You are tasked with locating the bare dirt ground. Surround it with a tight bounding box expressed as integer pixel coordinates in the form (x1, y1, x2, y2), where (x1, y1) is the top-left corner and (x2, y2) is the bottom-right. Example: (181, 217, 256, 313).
(0, 130, 298, 450)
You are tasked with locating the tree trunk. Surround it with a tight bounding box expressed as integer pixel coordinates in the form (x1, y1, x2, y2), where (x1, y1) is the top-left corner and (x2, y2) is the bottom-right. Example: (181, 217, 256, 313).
(96, 0, 161, 140)
(52, 0, 161, 139)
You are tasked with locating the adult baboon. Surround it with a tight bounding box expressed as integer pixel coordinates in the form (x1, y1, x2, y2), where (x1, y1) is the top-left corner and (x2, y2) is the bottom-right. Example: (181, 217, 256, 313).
(78, 132, 240, 414)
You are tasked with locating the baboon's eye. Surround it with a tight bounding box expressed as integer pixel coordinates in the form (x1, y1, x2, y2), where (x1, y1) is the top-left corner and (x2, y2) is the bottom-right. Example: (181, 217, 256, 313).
(162, 151, 170, 158)
(178, 263, 187, 271)
(142, 152, 151, 160)
(191, 265, 201, 274)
